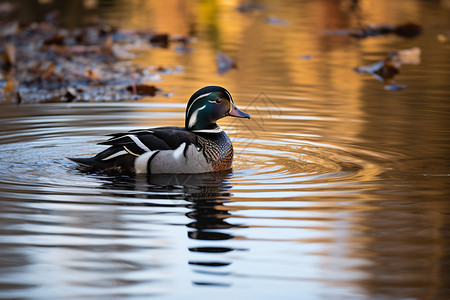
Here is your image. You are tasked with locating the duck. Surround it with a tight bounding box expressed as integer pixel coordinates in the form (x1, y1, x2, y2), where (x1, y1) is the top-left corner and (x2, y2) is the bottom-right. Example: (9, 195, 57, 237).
(68, 86, 250, 175)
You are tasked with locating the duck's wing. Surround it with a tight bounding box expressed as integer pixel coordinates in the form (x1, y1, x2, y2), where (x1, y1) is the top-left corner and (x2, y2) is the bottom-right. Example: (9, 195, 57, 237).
(99, 127, 199, 155)
(68, 127, 199, 172)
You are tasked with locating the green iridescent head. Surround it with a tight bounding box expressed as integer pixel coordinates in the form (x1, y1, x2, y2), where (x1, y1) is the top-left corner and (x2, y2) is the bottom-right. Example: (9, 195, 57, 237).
(185, 86, 250, 132)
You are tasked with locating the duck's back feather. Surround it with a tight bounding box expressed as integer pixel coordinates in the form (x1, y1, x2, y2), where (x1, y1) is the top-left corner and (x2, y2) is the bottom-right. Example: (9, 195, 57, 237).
(100, 127, 199, 152)
(69, 127, 204, 174)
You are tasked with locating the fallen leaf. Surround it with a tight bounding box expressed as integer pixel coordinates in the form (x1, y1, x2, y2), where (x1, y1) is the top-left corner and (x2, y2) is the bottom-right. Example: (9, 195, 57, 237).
(85, 67, 102, 80)
(68, 45, 100, 54)
(373, 61, 399, 83)
(235, 2, 265, 13)
(41, 61, 56, 79)
(354, 59, 399, 84)
(44, 34, 65, 46)
(216, 51, 237, 74)
(4, 43, 16, 65)
(64, 87, 77, 102)
(0, 21, 19, 37)
(394, 23, 422, 38)
(354, 47, 420, 89)
(331, 23, 422, 39)
(3, 77, 19, 102)
(102, 34, 114, 56)
(150, 34, 169, 48)
(126, 84, 159, 96)
(354, 60, 386, 75)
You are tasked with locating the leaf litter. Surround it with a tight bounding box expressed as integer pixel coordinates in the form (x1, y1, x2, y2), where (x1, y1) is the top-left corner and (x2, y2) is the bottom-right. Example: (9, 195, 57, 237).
(0, 8, 192, 104)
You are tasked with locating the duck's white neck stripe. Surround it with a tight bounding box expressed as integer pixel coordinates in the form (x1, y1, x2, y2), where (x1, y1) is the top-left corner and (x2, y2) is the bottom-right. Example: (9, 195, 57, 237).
(186, 92, 212, 127)
(188, 104, 206, 129)
(126, 134, 151, 152)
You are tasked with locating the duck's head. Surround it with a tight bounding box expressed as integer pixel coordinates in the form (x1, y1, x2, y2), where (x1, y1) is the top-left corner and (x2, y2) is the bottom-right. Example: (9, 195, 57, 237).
(185, 86, 250, 132)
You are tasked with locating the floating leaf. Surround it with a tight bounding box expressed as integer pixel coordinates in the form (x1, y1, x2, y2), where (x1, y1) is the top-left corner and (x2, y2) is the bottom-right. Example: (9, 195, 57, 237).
(150, 34, 169, 48)
(329, 23, 422, 39)
(394, 23, 422, 38)
(266, 16, 289, 25)
(354, 58, 400, 84)
(384, 84, 408, 91)
(390, 47, 421, 65)
(354, 47, 420, 89)
(354, 60, 386, 76)
(235, 2, 265, 13)
(216, 51, 237, 75)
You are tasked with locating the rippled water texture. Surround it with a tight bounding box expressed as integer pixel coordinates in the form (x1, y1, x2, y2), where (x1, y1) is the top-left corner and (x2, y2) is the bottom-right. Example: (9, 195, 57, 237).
(1, 1, 450, 299)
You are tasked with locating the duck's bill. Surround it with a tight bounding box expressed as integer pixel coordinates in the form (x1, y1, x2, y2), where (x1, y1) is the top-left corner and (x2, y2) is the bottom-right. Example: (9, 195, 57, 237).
(228, 104, 250, 119)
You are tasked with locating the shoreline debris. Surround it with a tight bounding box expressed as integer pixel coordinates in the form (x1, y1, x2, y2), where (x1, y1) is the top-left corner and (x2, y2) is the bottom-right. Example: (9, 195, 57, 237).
(354, 47, 421, 90)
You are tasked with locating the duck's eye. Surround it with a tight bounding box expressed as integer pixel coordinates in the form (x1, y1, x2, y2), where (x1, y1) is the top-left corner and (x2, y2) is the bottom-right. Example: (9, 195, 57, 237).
(215, 98, 223, 104)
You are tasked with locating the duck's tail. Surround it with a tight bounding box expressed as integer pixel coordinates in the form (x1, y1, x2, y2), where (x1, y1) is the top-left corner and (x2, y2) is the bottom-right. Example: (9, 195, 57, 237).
(66, 157, 97, 168)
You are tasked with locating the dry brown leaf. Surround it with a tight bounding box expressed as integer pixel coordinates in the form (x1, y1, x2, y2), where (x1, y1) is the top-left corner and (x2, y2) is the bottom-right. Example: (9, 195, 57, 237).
(41, 62, 55, 79)
(4, 43, 16, 65)
(150, 34, 169, 48)
(126, 84, 159, 96)
(102, 34, 114, 56)
(0, 22, 19, 37)
(374, 61, 399, 84)
(85, 68, 102, 79)
(3, 77, 19, 102)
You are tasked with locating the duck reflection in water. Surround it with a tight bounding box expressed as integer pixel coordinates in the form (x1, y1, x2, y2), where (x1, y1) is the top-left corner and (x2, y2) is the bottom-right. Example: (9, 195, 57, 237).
(98, 170, 245, 287)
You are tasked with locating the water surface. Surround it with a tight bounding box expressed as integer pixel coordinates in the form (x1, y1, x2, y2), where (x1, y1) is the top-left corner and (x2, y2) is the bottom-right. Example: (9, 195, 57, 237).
(0, 0, 449, 299)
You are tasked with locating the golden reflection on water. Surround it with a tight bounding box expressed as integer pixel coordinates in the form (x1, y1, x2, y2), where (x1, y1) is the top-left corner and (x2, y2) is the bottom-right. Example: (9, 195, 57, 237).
(104, 1, 450, 297)
(111, 1, 449, 298)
